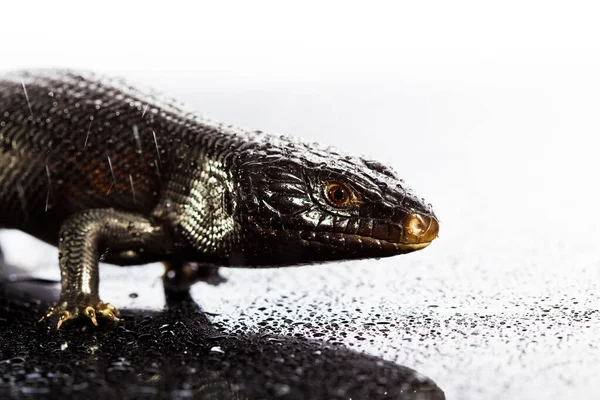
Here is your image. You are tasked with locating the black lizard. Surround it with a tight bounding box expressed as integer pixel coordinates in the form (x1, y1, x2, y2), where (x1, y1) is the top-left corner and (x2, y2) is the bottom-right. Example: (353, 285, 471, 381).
(0, 70, 439, 328)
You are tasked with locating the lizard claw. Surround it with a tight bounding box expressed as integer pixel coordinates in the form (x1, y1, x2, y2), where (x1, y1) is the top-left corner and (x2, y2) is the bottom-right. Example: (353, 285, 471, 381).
(38, 306, 56, 324)
(84, 306, 98, 326)
(98, 302, 119, 320)
(57, 310, 76, 329)
(39, 297, 120, 329)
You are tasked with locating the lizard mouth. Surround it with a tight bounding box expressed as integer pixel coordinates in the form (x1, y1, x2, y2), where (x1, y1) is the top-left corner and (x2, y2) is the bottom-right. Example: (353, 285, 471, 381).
(249, 213, 439, 258)
(327, 213, 439, 253)
(342, 232, 434, 253)
(393, 241, 433, 251)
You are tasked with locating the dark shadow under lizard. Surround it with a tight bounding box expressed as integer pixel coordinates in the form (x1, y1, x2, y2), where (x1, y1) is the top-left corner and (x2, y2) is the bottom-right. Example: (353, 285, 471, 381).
(0, 261, 445, 400)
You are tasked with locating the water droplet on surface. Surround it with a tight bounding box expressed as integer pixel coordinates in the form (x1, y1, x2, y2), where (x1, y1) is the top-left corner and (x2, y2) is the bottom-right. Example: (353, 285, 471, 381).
(273, 383, 291, 396)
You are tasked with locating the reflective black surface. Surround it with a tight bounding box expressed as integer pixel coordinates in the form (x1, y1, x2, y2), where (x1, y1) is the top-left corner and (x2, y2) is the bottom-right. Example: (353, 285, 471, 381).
(0, 261, 444, 400)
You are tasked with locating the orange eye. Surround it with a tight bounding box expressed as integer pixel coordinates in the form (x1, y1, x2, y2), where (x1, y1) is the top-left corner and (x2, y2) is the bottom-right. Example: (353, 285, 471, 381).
(325, 182, 351, 207)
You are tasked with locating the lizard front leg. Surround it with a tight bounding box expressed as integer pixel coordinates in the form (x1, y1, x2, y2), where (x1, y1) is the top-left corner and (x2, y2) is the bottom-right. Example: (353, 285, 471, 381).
(39, 209, 169, 328)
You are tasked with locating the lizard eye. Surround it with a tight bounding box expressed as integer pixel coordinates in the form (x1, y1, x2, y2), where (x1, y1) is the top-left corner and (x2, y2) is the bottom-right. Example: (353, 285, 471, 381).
(325, 182, 352, 208)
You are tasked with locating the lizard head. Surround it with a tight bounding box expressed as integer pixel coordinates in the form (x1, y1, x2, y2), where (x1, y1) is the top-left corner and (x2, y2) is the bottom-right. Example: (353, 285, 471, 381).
(228, 134, 439, 266)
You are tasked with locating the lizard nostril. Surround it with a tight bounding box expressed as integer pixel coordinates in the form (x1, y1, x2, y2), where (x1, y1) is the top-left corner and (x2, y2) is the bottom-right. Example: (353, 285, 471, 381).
(407, 214, 427, 237)
(401, 214, 439, 244)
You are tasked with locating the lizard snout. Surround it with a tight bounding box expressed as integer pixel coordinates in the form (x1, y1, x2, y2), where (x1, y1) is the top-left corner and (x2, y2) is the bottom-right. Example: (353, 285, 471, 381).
(400, 213, 439, 246)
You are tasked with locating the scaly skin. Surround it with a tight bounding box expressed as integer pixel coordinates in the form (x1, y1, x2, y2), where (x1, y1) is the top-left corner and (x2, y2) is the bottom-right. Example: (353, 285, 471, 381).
(0, 70, 439, 328)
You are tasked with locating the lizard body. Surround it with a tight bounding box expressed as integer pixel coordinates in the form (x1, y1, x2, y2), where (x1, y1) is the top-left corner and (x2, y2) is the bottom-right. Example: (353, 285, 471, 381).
(0, 70, 439, 327)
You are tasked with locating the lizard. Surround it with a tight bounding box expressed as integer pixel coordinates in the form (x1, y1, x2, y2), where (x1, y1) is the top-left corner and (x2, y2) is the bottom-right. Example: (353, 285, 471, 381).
(0, 70, 439, 328)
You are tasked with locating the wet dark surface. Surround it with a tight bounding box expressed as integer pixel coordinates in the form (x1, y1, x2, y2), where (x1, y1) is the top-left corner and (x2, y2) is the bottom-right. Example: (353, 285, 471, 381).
(0, 262, 443, 400)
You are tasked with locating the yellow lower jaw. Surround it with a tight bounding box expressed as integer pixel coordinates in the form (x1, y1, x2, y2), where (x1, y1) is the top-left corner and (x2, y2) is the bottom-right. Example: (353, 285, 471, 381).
(394, 241, 432, 251)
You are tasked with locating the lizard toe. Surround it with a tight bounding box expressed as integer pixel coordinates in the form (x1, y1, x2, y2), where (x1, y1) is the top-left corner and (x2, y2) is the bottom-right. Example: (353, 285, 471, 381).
(40, 297, 120, 329)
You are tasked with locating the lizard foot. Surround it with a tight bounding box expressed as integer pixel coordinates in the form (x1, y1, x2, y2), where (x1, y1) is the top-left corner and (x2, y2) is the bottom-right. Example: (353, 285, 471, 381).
(163, 262, 227, 291)
(39, 296, 120, 329)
